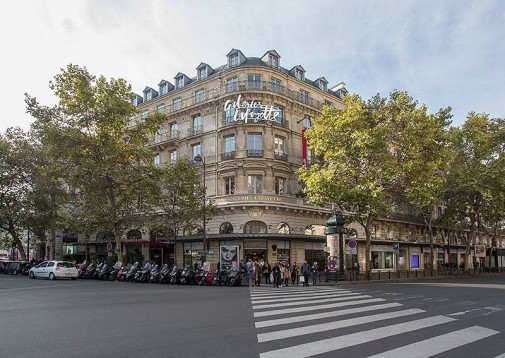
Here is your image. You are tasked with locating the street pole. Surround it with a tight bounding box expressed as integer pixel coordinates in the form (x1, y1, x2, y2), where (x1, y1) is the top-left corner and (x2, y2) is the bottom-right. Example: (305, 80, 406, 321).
(27, 227, 30, 262)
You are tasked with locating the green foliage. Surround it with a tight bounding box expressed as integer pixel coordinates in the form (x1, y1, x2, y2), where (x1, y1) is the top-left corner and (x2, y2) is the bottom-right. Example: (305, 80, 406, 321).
(26, 64, 167, 258)
(298, 91, 452, 271)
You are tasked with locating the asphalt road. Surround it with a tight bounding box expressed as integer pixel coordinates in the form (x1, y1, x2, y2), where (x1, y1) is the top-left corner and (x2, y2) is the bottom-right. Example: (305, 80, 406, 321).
(1, 274, 505, 358)
(0, 275, 259, 358)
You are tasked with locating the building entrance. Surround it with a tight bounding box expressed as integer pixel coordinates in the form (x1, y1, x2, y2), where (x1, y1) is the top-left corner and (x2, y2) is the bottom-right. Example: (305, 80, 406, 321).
(244, 249, 266, 262)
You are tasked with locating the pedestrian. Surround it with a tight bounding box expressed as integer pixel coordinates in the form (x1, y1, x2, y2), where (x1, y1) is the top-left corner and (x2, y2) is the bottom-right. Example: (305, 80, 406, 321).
(311, 261, 318, 285)
(283, 263, 291, 286)
(290, 262, 298, 286)
(301, 261, 310, 287)
(263, 262, 271, 284)
(272, 263, 281, 288)
(256, 261, 262, 286)
(246, 258, 252, 285)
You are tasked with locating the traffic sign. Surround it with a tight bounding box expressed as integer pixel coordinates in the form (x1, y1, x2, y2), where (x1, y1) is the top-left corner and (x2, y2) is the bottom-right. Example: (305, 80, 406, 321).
(106, 242, 113, 251)
(348, 240, 357, 254)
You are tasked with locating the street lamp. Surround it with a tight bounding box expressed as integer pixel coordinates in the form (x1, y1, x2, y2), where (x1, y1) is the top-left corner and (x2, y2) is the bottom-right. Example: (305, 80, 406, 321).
(193, 154, 208, 253)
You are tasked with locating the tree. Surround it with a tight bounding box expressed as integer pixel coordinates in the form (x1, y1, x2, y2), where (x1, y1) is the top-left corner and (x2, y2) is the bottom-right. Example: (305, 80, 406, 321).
(152, 158, 217, 256)
(0, 128, 41, 260)
(444, 113, 505, 269)
(26, 64, 166, 260)
(298, 91, 451, 272)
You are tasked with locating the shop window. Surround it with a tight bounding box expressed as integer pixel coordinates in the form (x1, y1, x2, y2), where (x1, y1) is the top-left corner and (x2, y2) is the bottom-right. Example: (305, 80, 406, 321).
(371, 251, 394, 269)
(411, 254, 420, 268)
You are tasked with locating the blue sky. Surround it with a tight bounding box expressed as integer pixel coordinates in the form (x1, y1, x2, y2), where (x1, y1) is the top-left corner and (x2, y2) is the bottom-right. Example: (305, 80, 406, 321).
(1, 0, 504, 133)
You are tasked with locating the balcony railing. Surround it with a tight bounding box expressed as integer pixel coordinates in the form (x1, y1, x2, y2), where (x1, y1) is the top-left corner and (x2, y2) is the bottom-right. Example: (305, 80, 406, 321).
(274, 152, 288, 161)
(247, 149, 264, 158)
(138, 80, 329, 121)
(187, 125, 203, 137)
(149, 130, 180, 146)
(221, 151, 236, 161)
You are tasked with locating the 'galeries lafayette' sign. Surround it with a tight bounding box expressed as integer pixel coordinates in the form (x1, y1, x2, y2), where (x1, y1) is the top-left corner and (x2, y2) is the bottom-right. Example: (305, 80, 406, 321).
(224, 95, 282, 124)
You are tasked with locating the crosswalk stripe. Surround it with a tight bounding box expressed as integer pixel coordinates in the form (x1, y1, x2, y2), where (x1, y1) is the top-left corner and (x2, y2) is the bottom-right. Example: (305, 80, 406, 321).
(259, 315, 455, 358)
(251, 291, 353, 303)
(250, 288, 346, 297)
(254, 297, 385, 317)
(367, 326, 499, 357)
(258, 308, 424, 342)
(253, 293, 368, 309)
(255, 302, 403, 328)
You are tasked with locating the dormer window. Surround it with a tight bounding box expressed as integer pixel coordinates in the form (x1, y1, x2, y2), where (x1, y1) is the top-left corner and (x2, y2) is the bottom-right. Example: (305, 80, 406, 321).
(146, 91, 152, 101)
(176, 77, 184, 89)
(199, 67, 207, 80)
(269, 55, 278, 68)
(295, 69, 304, 81)
(230, 54, 240, 68)
(320, 82, 327, 91)
(161, 83, 168, 95)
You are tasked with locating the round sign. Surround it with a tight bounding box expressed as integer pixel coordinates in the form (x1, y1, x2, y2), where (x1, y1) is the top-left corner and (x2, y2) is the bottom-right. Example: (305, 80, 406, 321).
(106, 242, 113, 251)
(348, 240, 357, 249)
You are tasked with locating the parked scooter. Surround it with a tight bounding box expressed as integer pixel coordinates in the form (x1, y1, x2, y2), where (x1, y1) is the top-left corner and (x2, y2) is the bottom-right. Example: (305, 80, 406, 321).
(77, 260, 88, 278)
(135, 262, 152, 283)
(108, 261, 122, 281)
(199, 270, 216, 286)
(97, 262, 111, 280)
(228, 267, 242, 287)
(159, 264, 170, 284)
(169, 265, 182, 284)
(212, 270, 229, 286)
(125, 262, 139, 282)
(119, 263, 132, 282)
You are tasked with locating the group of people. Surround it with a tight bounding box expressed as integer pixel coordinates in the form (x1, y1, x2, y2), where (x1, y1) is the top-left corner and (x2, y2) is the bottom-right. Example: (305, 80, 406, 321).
(245, 259, 319, 287)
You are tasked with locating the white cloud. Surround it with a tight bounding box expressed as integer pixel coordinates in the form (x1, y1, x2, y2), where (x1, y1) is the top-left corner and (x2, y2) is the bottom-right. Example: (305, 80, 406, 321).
(1, 0, 503, 133)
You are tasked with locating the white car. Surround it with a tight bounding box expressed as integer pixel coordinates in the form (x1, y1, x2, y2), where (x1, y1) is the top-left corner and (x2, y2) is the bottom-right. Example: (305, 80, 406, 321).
(29, 261, 78, 280)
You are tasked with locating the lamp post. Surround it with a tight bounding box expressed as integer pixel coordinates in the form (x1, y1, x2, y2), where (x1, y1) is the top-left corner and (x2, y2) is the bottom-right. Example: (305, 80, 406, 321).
(193, 154, 208, 254)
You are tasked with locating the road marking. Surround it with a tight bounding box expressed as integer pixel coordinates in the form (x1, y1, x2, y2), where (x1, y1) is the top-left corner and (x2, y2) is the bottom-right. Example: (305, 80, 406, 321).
(259, 315, 455, 358)
(367, 326, 499, 357)
(254, 298, 386, 317)
(258, 308, 424, 342)
(253, 294, 369, 309)
(255, 302, 403, 328)
(398, 282, 505, 290)
(251, 291, 354, 303)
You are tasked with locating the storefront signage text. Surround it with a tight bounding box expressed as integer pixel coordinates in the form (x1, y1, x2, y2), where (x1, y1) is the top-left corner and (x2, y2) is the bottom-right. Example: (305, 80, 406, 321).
(224, 95, 282, 124)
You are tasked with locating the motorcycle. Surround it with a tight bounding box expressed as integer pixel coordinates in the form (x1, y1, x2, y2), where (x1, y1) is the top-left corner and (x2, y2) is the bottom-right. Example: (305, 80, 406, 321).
(228, 267, 242, 287)
(119, 263, 132, 282)
(135, 262, 152, 283)
(169, 265, 182, 285)
(125, 262, 139, 282)
(148, 264, 161, 283)
(199, 270, 216, 286)
(97, 262, 111, 280)
(180, 265, 198, 285)
(77, 260, 88, 278)
(159, 264, 170, 284)
(83, 261, 97, 279)
(212, 270, 229, 286)
(108, 261, 122, 281)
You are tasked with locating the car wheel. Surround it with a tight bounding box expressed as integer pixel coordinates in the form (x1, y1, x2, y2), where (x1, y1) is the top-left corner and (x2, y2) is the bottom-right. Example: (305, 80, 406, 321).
(49, 272, 56, 280)
(71, 277, 77, 280)
(29, 271, 35, 279)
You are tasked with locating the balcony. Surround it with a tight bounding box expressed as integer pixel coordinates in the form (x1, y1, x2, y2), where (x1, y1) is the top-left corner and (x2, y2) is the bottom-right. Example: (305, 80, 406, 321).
(274, 152, 288, 161)
(149, 130, 180, 146)
(247, 149, 264, 158)
(221, 151, 236, 161)
(187, 125, 203, 137)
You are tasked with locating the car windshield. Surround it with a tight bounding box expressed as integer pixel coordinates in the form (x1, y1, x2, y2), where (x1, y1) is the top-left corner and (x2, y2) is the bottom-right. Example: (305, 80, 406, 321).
(57, 262, 75, 268)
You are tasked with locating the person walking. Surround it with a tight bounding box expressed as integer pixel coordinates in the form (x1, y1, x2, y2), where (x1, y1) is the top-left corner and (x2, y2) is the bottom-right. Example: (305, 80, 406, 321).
(301, 261, 310, 287)
(283, 263, 291, 286)
(311, 261, 318, 285)
(290, 262, 298, 286)
(263, 262, 271, 284)
(272, 263, 281, 288)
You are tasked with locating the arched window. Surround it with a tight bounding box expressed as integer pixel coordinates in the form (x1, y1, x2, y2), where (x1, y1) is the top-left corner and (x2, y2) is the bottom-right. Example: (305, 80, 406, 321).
(277, 222, 290, 234)
(219, 222, 234, 234)
(126, 229, 142, 241)
(243, 221, 267, 234)
(150, 227, 175, 241)
(184, 225, 203, 236)
(96, 231, 115, 241)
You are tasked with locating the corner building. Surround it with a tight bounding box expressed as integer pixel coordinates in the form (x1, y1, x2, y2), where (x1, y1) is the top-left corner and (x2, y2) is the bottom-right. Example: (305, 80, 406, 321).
(132, 49, 347, 269)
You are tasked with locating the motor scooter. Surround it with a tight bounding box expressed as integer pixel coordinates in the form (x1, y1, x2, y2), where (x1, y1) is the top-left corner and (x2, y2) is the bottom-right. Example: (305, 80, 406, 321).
(125, 262, 139, 282)
(159, 264, 170, 284)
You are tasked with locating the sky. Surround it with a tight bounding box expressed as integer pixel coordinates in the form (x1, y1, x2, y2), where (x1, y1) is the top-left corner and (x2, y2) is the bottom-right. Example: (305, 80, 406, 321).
(1, 0, 504, 133)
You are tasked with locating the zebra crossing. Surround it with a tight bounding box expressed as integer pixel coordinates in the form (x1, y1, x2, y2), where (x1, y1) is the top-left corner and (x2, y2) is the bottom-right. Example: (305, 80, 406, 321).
(250, 286, 502, 357)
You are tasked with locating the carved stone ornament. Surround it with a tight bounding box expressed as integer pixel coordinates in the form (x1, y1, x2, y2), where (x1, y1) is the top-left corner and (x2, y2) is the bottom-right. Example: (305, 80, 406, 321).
(248, 207, 263, 218)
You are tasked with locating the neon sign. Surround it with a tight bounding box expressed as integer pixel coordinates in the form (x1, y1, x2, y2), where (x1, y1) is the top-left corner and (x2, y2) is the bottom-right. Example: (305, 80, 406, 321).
(224, 95, 282, 124)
